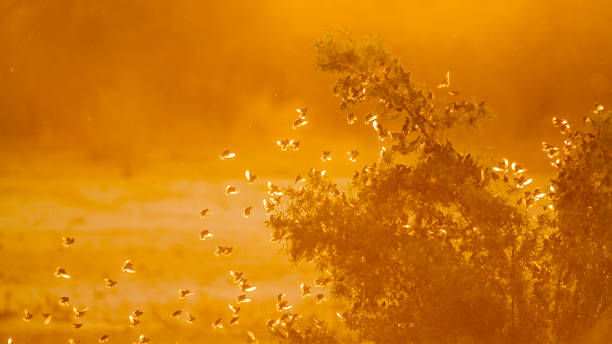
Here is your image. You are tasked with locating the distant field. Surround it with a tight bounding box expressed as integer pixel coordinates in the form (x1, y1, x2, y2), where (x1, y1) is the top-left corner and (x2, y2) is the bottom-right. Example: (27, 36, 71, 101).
(0, 157, 554, 343)
(0, 173, 340, 343)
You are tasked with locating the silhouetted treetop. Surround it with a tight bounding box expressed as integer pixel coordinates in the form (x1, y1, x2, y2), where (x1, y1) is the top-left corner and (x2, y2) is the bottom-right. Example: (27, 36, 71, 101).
(314, 31, 492, 146)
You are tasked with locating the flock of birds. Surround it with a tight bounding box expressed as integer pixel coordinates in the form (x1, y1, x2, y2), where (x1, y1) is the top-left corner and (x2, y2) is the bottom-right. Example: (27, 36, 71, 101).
(9, 107, 365, 344)
(10, 73, 586, 343)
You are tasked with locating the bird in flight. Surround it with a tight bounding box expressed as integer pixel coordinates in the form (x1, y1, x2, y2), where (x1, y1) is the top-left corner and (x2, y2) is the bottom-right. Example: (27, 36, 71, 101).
(22, 309, 33, 322)
(245, 170, 257, 183)
(300, 283, 311, 297)
(230, 315, 240, 326)
(437, 70, 450, 88)
(212, 317, 224, 329)
(267, 182, 283, 198)
(347, 113, 357, 125)
(59, 296, 70, 306)
(104, 278, 117, 288)
(136, 335, 151, 344)
(315, 294, 327, 304)
(225, 185, 239, 195)
(263, 199, 276, 216)
(179, 289, 193, 299)
(54, 267, 71, 279)
(73, 306, 88, 318)
(199, 208, 212, 219)
(230, 270, 244, 283)
(62, 236, 75, 247)
(219, 149, 236, 160)
(276, 139, 300, 151)
(228, 304, 240, 314)
(129, 314, 140, 327)
(246, 330, 258, 344)
(215, 246, 233, 256)
(292, 108, 308, 129)
(276, 293, 292, 312)
(321, 151, 332, 162)
(295, 174, 306, 183)
(200, 230, 214, 240)
(310, 168, 326, 177)
(121, 260, 136, 274)
(364, 113, 378, 124)
(293, 117, 308, 130)
(240, 281, 257, 293)
(237, 294, 251, 303)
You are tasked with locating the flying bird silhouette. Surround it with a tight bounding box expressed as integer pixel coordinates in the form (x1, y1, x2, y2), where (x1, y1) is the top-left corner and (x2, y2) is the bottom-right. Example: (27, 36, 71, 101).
(300, 283, 311, 297)
(225, 185, 239, 195)
(245, 170, 257, 183)
(199, 208, 212, 219)
(178, 289, 193, 299)
(104, 278, 117, 288)
(54, 267, 71, 279)
(121, 260, 136, 274)
(215, 246, 233, 256)
(200, 230, 214, 240)
(62, 236, 75, 247)
(22, 309, 33, 322)
(219, 149, 236, 160)
(212, 317, 224, 329)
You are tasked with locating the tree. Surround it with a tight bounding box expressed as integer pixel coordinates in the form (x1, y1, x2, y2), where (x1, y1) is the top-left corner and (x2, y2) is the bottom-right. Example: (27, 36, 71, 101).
(265, 32, 610, 343)
(542, 110, 612, 342)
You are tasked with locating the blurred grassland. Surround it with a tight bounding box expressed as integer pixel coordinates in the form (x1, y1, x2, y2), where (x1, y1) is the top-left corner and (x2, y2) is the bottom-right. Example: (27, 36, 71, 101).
(0, 171, 341, 343)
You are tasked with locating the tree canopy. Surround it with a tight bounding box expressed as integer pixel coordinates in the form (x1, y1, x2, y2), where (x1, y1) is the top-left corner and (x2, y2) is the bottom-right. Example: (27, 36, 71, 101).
(265, 32, 611, 343)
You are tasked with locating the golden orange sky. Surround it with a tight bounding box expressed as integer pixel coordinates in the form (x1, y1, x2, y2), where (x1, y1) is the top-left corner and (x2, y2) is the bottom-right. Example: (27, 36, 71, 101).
(1, 0, 611, 177)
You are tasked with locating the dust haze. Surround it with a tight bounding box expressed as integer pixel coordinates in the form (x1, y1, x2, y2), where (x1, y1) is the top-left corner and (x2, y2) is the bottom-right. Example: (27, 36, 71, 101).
(1, 1, 611, 343)
(2, 0, 611, 176)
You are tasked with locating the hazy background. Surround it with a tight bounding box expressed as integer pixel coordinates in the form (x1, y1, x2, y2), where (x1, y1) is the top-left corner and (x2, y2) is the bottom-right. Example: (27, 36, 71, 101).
(1, 0, 611, 342)
(1, 0, 611, 176)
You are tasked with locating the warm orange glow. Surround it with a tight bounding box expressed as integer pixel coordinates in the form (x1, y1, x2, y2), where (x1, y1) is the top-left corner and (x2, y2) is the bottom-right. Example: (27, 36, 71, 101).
(2, 1, 611, 343)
